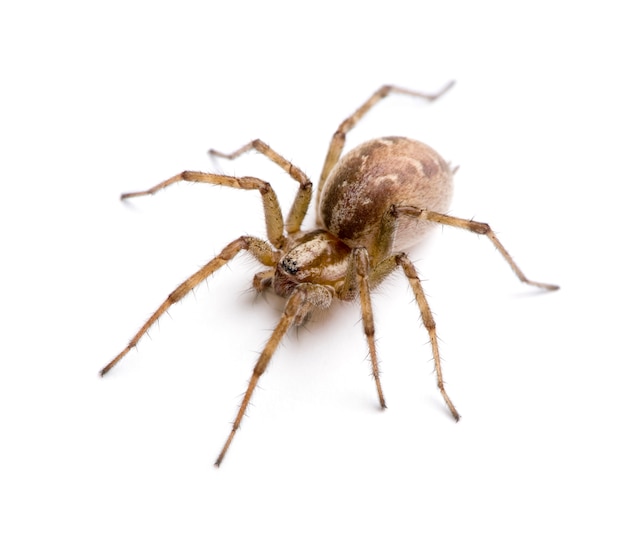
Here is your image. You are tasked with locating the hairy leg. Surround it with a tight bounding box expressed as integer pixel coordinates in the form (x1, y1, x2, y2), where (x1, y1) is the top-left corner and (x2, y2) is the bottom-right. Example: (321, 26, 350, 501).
(395, 206, 559, 291)
(215, 283, 332, 466)
(395, 253, 460, 421)
(121, 171, 288, 249)
(100, 236, 275, 376)
(317, 81, 455, 218)
(340, 247, 387, 409)
(210, 139, 312, 234)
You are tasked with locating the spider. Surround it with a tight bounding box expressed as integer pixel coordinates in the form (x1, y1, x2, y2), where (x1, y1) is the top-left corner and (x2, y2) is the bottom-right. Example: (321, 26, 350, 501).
(100, 81, 558, 467)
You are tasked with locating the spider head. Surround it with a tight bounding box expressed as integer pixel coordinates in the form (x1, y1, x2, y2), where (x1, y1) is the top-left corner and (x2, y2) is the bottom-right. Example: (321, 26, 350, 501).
(273, 230, 351, 298)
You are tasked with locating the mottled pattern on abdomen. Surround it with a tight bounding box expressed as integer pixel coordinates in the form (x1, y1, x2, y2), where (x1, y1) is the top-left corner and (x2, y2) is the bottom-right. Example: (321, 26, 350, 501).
(318, 137, 453, 253)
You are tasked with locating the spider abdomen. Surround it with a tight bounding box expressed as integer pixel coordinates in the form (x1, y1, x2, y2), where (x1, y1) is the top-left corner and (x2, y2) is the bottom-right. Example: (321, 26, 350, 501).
(318, 136, 453, 253)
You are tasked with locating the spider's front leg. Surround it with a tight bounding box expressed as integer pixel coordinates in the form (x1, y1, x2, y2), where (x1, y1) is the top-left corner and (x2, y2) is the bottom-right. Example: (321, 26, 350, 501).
(100, 236, 275, 376)
(215, 283, 332, 467)
(120, 171, 288, 249)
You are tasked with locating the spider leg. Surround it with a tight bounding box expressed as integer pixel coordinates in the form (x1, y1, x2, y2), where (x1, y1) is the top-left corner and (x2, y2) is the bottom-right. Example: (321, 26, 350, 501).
(209, 139, 312, 234)
(100, 236, 275, 376)
(121, 171, 288, 249)
(316, 81, 455, 219)
(355, 205, 459, 418)
(395, 206, 560, 291)
(395, 253, 460, 421)
(215, 283, 332, 467)
(341, 247, 387, 409)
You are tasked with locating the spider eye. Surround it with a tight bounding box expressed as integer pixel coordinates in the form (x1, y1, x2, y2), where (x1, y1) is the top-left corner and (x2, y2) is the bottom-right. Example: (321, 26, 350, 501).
(281, 257, 299, 275)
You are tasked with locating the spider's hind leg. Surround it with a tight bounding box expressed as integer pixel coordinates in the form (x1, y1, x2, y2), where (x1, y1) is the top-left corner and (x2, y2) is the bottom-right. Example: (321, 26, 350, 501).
(316, 81, 455, 220)
(395, 206, 559, 291)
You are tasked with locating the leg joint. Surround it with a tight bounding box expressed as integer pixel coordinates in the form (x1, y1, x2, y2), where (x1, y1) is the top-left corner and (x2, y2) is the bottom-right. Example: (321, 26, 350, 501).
(469, 220, 491, 235)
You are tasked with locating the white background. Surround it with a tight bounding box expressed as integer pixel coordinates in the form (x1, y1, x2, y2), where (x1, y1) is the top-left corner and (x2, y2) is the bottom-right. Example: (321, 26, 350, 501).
(1, 1, 624, 538)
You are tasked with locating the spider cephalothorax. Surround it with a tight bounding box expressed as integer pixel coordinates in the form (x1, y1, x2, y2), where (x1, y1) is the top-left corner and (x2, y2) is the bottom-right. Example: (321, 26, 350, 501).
(101, 82, 558, 466)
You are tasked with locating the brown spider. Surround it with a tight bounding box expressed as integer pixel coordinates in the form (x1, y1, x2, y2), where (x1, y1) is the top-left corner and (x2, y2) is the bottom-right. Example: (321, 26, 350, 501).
(100, 81, 558, 467)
